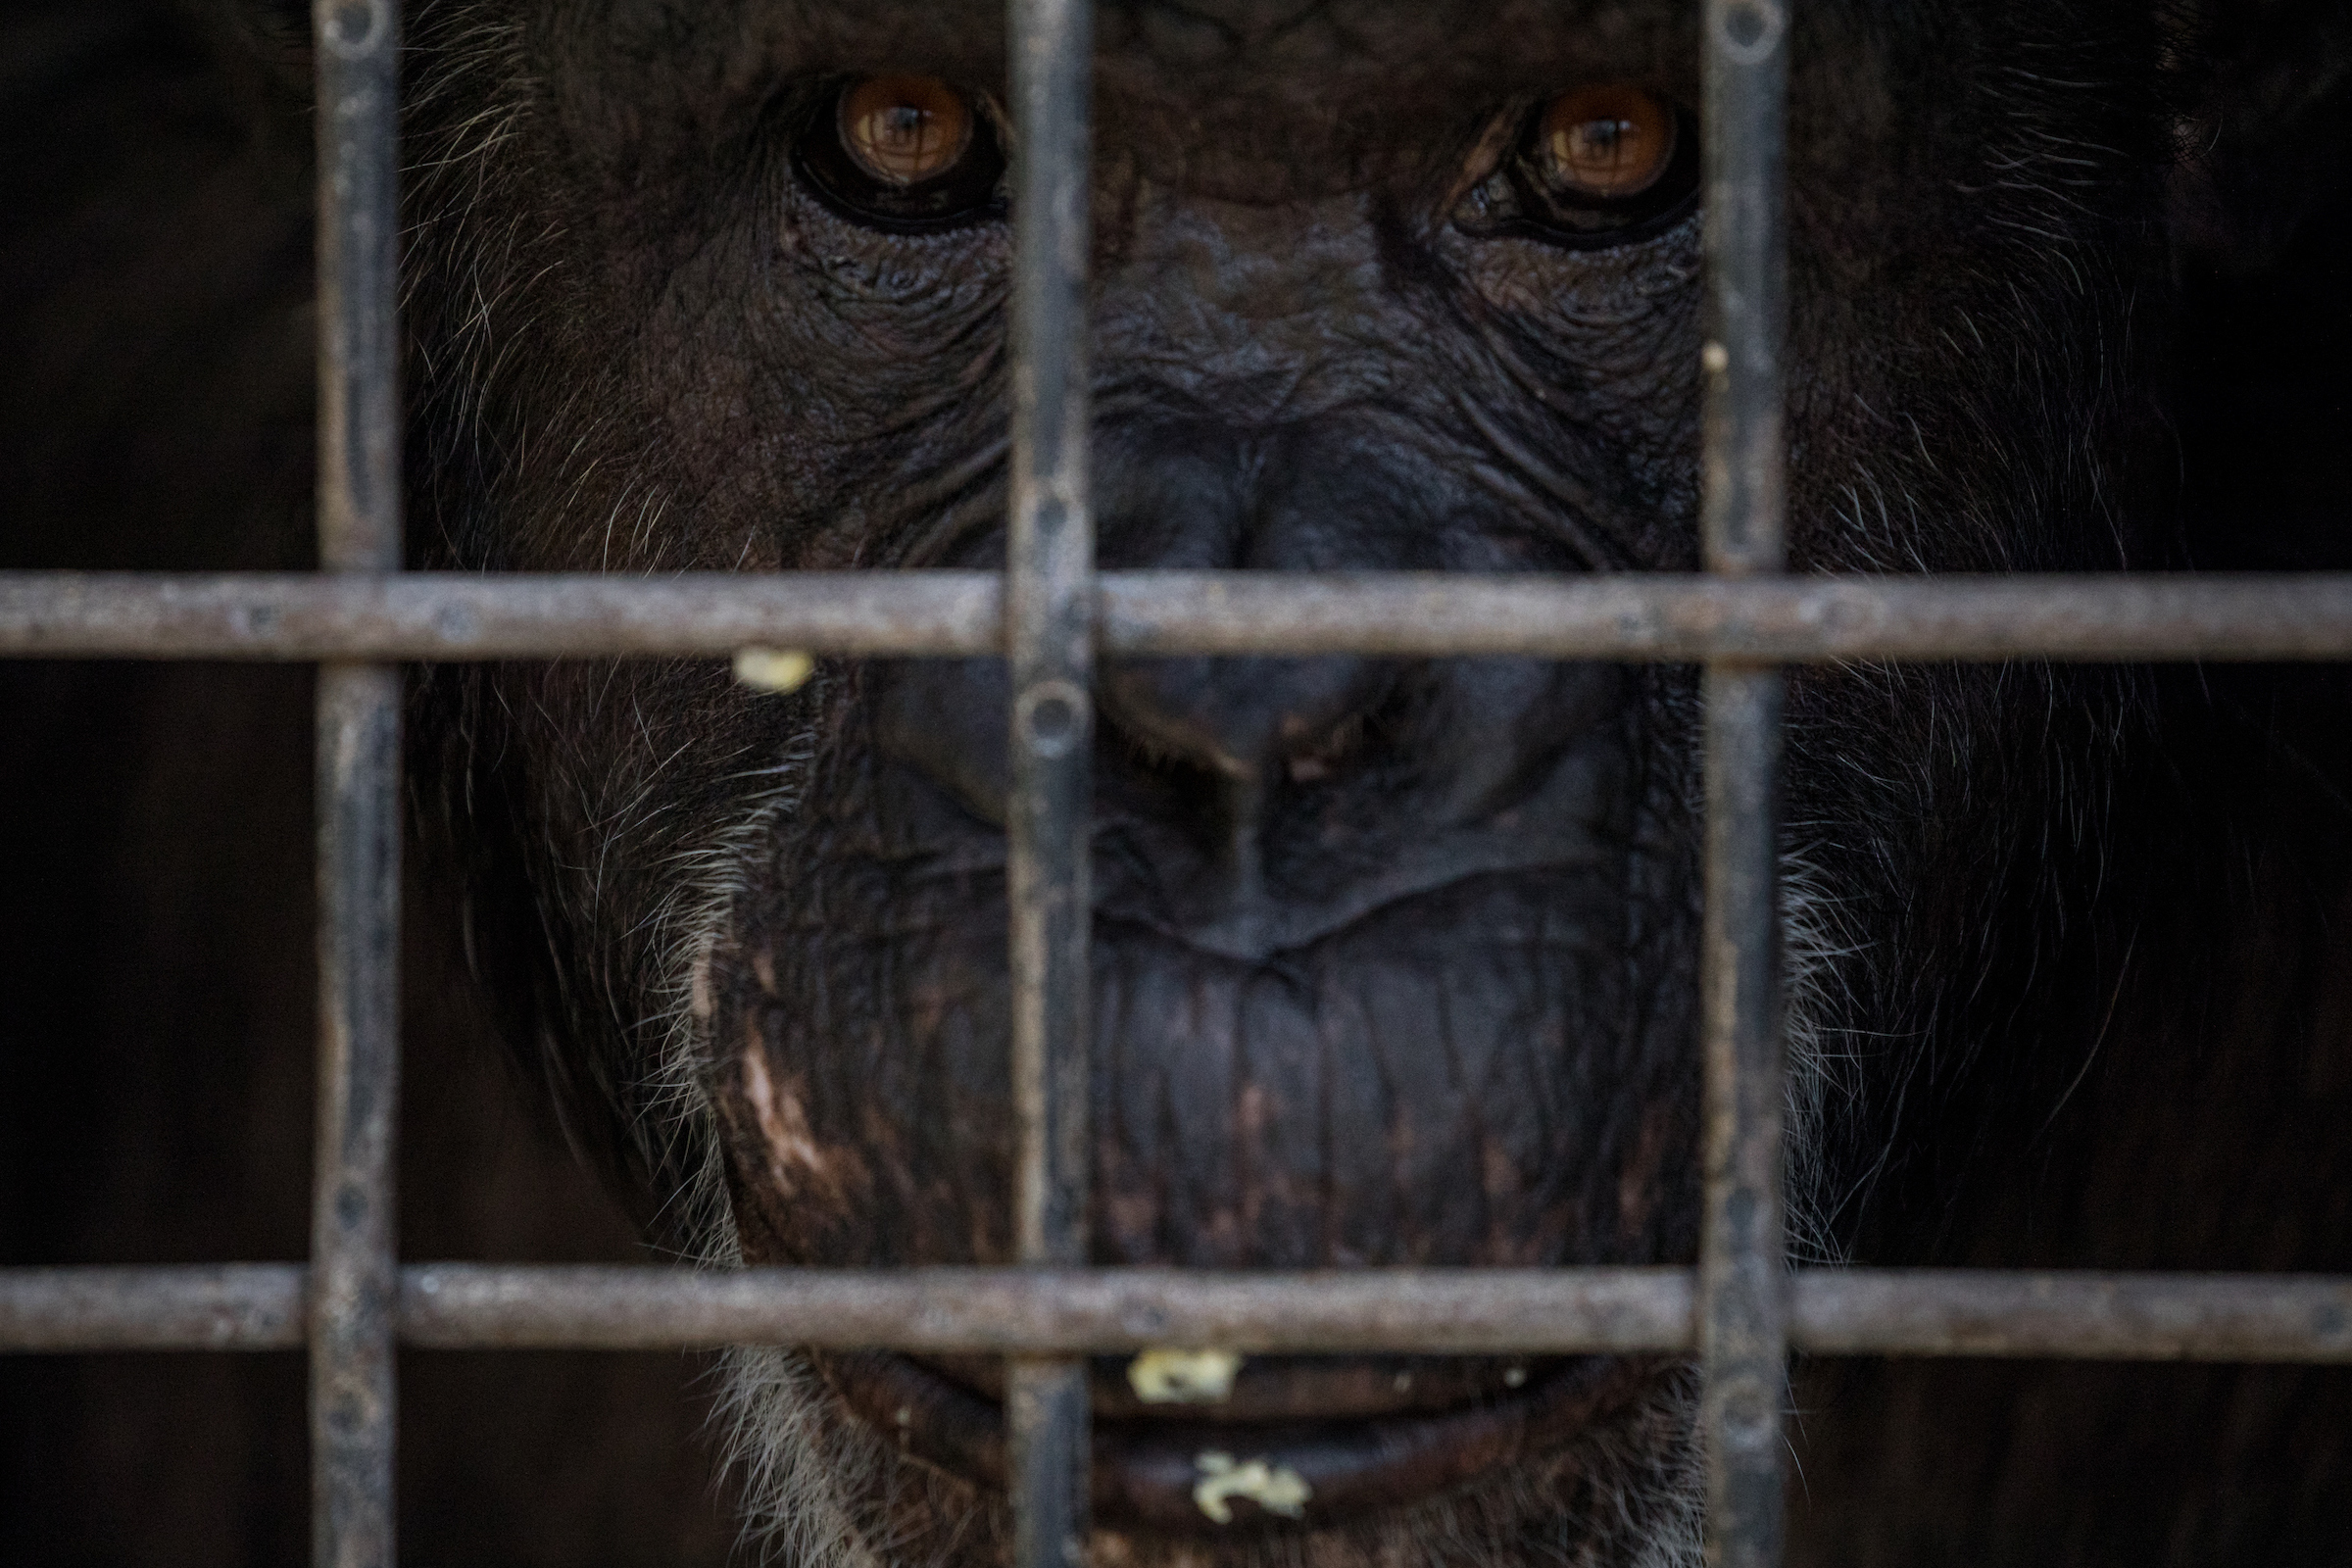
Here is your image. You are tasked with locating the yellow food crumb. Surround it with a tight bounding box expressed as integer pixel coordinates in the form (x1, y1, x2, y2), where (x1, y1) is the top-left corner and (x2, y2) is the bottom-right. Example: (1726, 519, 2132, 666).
(1192, 1451, 1311, 1525)
(1127, 1348, 1242, 1404)
(733, 648, 815, 694)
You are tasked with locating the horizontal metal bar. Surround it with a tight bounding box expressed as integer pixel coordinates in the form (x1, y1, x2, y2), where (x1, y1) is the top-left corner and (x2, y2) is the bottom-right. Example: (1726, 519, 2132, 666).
(399, 1266, 1690, 1353)
(0, 1264, 309, 1349)
(1794, 1270, 2352, 1361)
(5, 1265, 2348, 1362)
(6, 571, 2352, 663)
(0, 572, 1001, 660)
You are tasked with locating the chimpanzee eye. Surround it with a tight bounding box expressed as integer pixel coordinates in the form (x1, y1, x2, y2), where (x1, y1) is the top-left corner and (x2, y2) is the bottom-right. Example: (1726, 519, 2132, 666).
(1537, 86, 1678, 201)
(1455, 84, 1698, 249)
(841, 75, 972, 185)
(794, 74, 1008, 232)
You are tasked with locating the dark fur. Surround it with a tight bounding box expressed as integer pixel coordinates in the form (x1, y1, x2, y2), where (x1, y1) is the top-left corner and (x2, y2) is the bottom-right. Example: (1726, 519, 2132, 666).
(4, 1, 2350, 1563)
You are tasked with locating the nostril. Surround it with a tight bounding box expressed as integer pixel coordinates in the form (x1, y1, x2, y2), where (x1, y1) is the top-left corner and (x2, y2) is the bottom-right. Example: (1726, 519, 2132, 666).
(1281, 710, 1370, 786)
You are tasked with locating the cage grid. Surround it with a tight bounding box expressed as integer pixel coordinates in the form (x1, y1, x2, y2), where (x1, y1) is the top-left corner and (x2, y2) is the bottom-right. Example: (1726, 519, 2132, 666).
(4, 1, 2352, 1566)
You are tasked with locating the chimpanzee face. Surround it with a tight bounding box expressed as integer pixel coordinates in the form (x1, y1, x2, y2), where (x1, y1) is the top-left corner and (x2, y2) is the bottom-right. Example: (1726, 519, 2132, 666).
(408, 1, 2173, 1560)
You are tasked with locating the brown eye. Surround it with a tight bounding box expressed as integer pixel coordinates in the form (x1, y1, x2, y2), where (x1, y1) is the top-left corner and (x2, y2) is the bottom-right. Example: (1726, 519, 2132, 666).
(1453, 84, 1697, 249)
(839, 74, 973, 187)
(795, 74, 1007, 231)
(1537, 85, 1678, 201)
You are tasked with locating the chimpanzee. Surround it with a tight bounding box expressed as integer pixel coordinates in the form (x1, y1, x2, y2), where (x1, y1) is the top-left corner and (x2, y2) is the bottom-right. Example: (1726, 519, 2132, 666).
(4, 1, 2349, 1564)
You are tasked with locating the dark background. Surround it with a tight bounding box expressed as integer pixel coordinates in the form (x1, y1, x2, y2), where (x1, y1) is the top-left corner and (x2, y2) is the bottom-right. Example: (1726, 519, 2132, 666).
(0, 4, 735, 1561)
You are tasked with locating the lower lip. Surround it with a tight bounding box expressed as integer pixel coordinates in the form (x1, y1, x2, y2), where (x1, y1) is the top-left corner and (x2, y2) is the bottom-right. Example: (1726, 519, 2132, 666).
(817, 1348, 1668, 1534)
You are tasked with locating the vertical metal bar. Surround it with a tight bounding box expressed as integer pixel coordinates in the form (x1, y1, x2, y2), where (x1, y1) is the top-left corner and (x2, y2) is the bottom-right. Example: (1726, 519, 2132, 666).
(1005, 2, 1095, 1568)
(312, 3, 403, 1567)
(316, 0, 402, 576)
(1697, 2, 1790, 1567)
(1695, 666, 1785, 1562)
(312, 664, 402, 1568)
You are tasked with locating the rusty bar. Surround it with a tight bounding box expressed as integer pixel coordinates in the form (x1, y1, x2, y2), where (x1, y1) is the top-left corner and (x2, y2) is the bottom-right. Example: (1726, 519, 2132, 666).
(1097, 571, 2352, 662)
(1697, 0, 1793, 1563)
(1006, 0, 1096, 1276)
(1005, 0, 1096, 1566)
(7, 1267, 2350, 1361)
(311, 2, 403, 1566)
(17, 572, 2352, 662)
(315, 6, 401, 577)
(398, 1265, 1697, 1351)
(312, 662, 403, 1568)
(1700, 7, 1789, 581)
(0, 1266, 310, 1351)
(1788, 1270, 2352, 1361)
(1696, 668, 1788, 1564)
(0, 572, 1003, 659)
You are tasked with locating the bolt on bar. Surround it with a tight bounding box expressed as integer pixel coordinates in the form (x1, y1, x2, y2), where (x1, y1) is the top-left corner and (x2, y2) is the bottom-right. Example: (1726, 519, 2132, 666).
(311, 2, 404, 1567)
(1005, 2, 1096, 1568)
(1697, 2, 1792, 1567)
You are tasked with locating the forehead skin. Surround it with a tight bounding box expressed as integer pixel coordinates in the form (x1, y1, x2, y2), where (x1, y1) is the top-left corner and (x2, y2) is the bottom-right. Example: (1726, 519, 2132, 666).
(538, 1, 1710, 201)
(583, 0, 1696, 91)
(492, 0, 1947, 241)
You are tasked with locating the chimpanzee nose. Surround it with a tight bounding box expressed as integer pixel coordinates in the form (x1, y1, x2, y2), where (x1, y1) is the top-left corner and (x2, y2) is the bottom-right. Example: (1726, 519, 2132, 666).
(872, 420, 1497, 819)
(1096, 654, 1383, 783)
(867, 416, 1616, 959)
(1092, 423, 1406, 785)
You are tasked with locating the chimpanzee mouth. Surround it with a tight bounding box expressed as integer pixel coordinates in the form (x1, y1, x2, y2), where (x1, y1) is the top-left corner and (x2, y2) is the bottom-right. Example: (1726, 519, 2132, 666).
(815, 1347, 1670, 1534)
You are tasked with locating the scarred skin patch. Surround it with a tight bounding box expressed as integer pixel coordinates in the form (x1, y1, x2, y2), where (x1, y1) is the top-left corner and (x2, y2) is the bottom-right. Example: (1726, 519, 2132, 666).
(740, 1046, 868, 1214)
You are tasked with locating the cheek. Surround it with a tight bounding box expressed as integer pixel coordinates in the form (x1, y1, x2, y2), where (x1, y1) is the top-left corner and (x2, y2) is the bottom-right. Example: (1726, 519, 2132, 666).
(722, 231, 1014, 551)
(1446, 225, 1706, 490)
(740, 1048, 869, 1205)
(770, 194, 1010, 346)
(1451, 216, 1701, 323)
(716, 1017, 887, 1263)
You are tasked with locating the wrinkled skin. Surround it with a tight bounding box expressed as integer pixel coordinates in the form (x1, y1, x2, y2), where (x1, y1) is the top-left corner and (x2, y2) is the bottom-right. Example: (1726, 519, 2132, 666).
(5, 0, 2352, 1564)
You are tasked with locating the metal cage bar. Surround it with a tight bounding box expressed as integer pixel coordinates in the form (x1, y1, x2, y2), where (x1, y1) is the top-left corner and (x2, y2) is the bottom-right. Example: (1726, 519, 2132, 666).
(15, 571, 2352, 662)
(10, 1265, 2352, 1361)
(310, 3, 405, 1567)
(1697, 2, 1792, 1564)
(1005, 3, 1097, 1567)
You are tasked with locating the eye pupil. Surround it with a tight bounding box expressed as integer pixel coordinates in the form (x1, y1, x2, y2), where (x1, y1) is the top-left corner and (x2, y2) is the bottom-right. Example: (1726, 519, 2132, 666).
(1565, 119, 1630, 167)
(877, 106, 930, 159)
